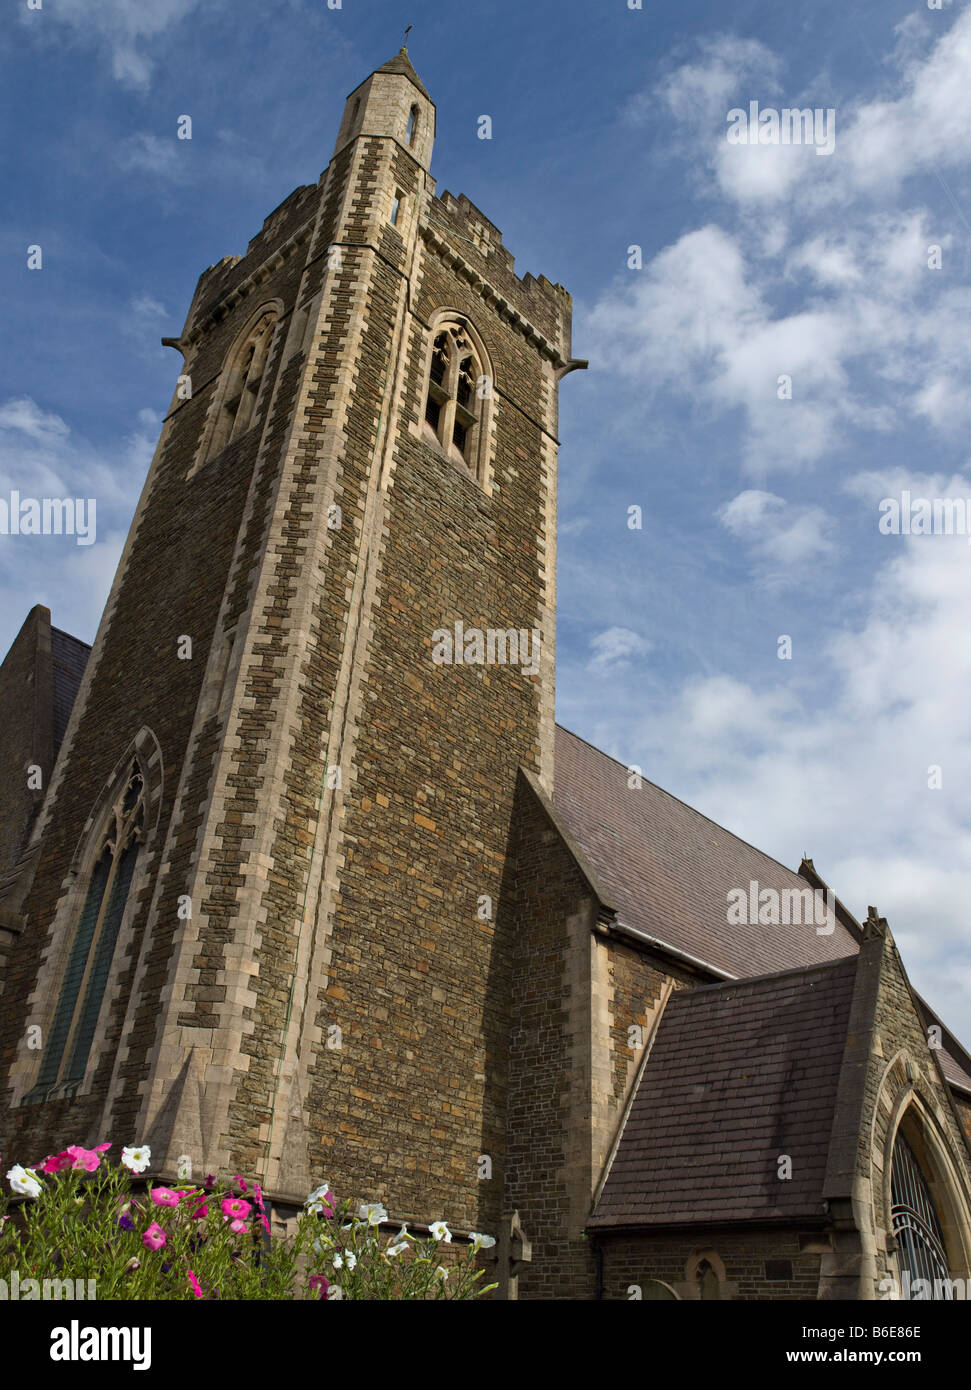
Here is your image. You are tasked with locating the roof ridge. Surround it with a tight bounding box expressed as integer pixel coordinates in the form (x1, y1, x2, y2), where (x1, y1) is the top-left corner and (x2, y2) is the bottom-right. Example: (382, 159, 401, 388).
(664, 953, 859, 1000)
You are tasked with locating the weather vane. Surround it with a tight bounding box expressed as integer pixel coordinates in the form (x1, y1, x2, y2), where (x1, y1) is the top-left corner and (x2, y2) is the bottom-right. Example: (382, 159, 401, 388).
(404, 24, 413, 46)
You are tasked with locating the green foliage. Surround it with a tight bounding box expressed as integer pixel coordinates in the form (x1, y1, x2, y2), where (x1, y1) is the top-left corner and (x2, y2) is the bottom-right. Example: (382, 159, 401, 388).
(0, 1146, 497, 1301)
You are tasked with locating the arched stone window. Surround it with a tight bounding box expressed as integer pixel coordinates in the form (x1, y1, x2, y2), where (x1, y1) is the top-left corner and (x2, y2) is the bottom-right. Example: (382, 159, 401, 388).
(25, 760, 146, 1102)
(421, 317, 492, 480)
(406, 104, 419, 145)
(192, 304, 279, 474)
(679, 1248, 735, 1301)
(891, 1132, 953, 1297)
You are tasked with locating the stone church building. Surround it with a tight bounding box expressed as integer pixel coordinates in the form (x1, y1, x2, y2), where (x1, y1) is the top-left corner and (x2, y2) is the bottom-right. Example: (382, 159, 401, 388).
(1, 48, 970, 1300)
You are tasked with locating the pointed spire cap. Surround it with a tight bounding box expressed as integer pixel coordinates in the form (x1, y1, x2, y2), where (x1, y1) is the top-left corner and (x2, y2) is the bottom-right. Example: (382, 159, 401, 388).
(375, 46, 431, 101)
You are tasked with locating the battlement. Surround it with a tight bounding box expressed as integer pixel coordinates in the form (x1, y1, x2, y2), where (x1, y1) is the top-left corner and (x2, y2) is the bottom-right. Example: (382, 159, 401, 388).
(426, 189, 571, 342)
(185, 183, 318, 340)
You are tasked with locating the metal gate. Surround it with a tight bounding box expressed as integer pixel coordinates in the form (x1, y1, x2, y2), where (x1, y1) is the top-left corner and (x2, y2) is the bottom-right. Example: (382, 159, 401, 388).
(891, 1134, 952, 1298)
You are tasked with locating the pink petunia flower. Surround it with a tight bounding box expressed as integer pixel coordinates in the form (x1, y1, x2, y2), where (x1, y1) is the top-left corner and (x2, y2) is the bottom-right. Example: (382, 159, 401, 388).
(37, 1151, 74, 1174)
(308, 1274, 331, 1300)
(220, 1196, 251, 1220)
(143, 1222, 167, 1251)
(66, 1143, 111, 1172)
(228, 1218, 248, 1235)
(149, 1186, 182, 1208)
(187, 1269, 203, 1299)
(191, 1202, 208, 1220)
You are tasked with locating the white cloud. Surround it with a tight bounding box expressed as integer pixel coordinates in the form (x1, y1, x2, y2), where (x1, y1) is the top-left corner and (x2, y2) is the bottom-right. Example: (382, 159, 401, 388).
(718, 489, 835, 572)
(25, 0, 208, 89)
(599, 516, 971, 1039)
(131, 294, 168, 320)
(588, 627, 651, 674)
(116, 134, 188, 181)
(0, 393, 154, 660)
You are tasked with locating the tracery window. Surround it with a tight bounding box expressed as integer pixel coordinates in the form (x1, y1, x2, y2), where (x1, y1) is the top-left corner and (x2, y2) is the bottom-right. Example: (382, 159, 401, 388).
(25, 762, 145, 1102)
(216, 310, 276, 451)
(422, 321, 485, 474)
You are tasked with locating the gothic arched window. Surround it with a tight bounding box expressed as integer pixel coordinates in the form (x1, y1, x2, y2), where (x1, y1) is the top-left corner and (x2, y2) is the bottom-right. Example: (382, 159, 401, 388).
(406, 105, 419, 145)
(26, 761, 145, 1102)
(891, 1133, 952, 1298)
(216, 310, 276, 450)
(422, 320, 486, 475)
(192, 307, 279, 475)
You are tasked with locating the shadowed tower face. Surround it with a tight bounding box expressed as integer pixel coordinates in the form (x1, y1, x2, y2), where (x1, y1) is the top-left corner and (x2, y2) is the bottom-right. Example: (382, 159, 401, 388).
(0, 47, 580, 1238)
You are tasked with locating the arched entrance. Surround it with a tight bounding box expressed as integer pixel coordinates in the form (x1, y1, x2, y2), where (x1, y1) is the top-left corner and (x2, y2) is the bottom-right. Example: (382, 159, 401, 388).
(891, 1133, 952, 1298)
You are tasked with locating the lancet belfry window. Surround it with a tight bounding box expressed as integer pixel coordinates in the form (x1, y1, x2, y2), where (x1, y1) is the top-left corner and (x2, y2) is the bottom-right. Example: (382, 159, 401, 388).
(26, 762, 145, 1103)
(203, 309, 278, 464)
(422, 321, 484, 474)
(891, 1133, 952, 1298)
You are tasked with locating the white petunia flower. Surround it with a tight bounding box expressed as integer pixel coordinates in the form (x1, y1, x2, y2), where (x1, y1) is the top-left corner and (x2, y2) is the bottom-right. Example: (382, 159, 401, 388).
(386, 1241, 409, 1257)
(358, 1202, 387, 1226)
(6, 1165, 43, 1198)
(305, 1182, 333, 1206)
(469, 1232, 497, 1251)
(428, 1220, 452, 1243)
(434, 1265, 449, 1282)
(121, 1145, 151, 1174)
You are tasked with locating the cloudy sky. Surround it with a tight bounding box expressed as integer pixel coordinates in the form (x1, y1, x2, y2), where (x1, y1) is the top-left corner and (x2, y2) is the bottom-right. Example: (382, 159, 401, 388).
(2, 0, 970, 1041)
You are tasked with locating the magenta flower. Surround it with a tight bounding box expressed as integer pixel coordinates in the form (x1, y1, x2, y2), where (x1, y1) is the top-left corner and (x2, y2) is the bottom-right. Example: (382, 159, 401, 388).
(149, 1186, 182, 1208)
(308, 1275, 331, 1300)
(233, 1175, 248, 1193)
(187, 1270, 203, 1299)
(228, 1218, 248, 1235)
(66, 1143, 110, 1171)
(37, 1151, 74, 1174)
(191, 1202, 208, 1220)
(253, 1182, 265, 1210)
(220, 1196, 251, 1220)
(143, 1222, 167, 1251)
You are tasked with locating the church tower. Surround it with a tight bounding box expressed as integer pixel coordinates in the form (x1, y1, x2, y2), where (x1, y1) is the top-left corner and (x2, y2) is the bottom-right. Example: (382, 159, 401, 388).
(0, 47, 583, 1248)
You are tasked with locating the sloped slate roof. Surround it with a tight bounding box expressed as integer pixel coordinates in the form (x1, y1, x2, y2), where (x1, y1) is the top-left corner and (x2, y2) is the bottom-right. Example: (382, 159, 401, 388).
(50, 626, 91, 757)
(553, 725, 859, 977)
(552, 724, 971, 1104)
(590, 956, 859, 1228)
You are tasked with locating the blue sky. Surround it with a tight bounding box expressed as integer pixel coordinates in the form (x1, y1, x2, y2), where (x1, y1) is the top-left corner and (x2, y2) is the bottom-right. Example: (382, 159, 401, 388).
(3, 0, 971, 1042)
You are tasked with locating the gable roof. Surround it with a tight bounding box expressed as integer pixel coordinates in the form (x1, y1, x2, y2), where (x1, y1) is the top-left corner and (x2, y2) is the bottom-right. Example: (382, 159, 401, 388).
(552, 723, 971, 1098)
(589, 956, 859, 1229)
(553, 725, 859, 978)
